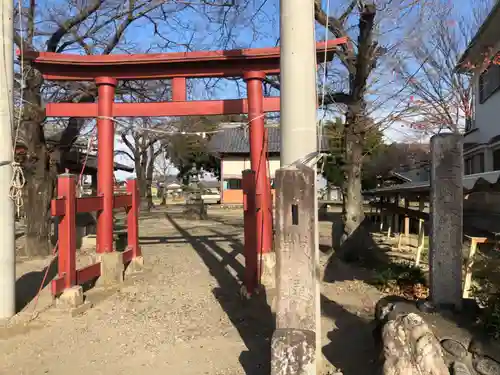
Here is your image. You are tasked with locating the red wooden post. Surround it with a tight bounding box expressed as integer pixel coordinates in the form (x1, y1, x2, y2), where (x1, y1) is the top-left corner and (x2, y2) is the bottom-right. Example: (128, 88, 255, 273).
(242, 170, 257, 294)
(96, 77, 117, 253)
(126, 179, 141, 258)
(55, 174, 77, 291)
(244, 71, 273, 256)
(172, 77, 187, 101)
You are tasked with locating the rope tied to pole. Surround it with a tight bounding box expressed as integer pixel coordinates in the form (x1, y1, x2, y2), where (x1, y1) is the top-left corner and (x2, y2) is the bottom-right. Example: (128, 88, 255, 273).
(9, 161, 26, 216)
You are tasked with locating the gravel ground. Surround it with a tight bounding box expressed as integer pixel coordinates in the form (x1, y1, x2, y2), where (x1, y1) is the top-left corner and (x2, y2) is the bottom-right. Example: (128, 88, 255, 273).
(0, 207, 383, 375)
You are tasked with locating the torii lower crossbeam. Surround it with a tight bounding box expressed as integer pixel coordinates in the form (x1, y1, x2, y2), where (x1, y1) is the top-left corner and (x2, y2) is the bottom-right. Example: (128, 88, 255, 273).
(45, 97, 280, 117)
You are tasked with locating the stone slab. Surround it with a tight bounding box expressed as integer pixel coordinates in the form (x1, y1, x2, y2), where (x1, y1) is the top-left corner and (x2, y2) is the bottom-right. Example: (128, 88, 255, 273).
(125, 255, 144, 275)
(271, 328, 316, 375)
(57, 286, 84, 308)
(96, 252, 124, 287)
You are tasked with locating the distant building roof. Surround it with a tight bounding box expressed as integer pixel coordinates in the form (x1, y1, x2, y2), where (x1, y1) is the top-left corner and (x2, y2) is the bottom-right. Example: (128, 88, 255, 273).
(199, 180, 220, 189)
(365, 170, 500, 197)
(64, 151, 133, 173)
(45, 132, 90, 150)
(15, 145, 133, 174)
(155, 175, 180, 185)
(208, 123, 329, 155)
(165, 175, 180, 185)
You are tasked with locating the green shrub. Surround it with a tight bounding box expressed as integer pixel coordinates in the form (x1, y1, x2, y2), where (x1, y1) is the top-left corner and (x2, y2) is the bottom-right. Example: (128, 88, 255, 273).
(372, 262, 426, 287)
(469, 250, 500, 340)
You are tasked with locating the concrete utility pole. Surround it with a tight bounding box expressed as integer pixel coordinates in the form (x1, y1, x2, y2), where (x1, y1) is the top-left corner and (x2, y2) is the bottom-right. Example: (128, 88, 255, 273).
(274, 0, 320, 373)
(0, 0, 16, 319)
(280, 0, 318, 166)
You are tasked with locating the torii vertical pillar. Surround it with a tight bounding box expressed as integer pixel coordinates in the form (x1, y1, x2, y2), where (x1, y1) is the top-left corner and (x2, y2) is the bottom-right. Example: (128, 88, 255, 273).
(244, 71, 274, 287)
(172, 77, 187, 101)
(96, 77, 117, 253)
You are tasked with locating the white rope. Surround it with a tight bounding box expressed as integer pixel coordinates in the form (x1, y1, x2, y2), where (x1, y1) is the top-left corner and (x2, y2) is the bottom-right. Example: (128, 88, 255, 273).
(9, 162, 25, 216)
(10, 0, 26, 213)
(98, 113, 268, 136)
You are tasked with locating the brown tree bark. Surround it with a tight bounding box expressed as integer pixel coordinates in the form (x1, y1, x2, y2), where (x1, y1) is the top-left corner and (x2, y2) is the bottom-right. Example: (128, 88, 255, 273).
(20, 67, 93, 256)
(19, 66, 55, 257)
(314, 2, 377, 251)
(128, 135, 160, 212)
(341, 110, 366, 244)
(145, 144, 156, 209)
(135, 148, 149, 211)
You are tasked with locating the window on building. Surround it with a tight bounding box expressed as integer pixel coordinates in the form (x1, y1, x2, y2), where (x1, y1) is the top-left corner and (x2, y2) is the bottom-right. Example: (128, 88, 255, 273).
(465, 157, 472, 175)
(226, 178, 242, 190)
(494, 149, 500, 171)
(465, 152, 485, 175)
(478, 152, 485, 173)
(479, 64, 500, 103)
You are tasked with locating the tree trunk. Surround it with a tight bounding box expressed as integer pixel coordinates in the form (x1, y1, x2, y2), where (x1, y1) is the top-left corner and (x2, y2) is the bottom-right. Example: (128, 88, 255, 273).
(134, 148, 148, 211)
(24, 168, 54, 257)
(145, 145, 156, 209)
(137, 170, 149, 211)
(342, 111, 365, 240)
(146, 143, 161, 208)
(339, 110, 371, 260)
(20, 67, 56, 257)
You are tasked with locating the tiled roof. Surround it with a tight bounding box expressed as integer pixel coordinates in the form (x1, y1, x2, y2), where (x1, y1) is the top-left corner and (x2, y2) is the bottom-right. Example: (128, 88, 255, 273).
(66, 151, 134, 173)
(208, 123, 328, 154)
(199, 180, 220, 189)
(45, 130, 89, 150)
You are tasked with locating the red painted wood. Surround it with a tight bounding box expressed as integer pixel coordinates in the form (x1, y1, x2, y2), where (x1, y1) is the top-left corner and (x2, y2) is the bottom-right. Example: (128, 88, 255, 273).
(113, 194, 132, 209)
(172, 77, 187, 101)
(51, 197, 66, 216)
(242, 170, 257, 295)
(76, 263, 102, 285)
(45, 97, 280, 118)
(126, 179, 141, 258)
(76, 196, 103, 213)
(57, 175, 77, 290)
(51, 262, 102, 296)
(122, 248, 134, 264)
(244, 72, 272, 255)
(51, 277, 64, 296)
(53, 193, 132, 215)
(22, 39, 347, 81)
(96, 77, 117, 254)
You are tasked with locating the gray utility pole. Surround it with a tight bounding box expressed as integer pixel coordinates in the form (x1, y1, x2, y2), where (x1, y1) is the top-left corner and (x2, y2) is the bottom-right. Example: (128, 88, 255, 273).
(280, 0, 318, 166)
(277, 0, 321, 372)
(0, 0, 16, 319)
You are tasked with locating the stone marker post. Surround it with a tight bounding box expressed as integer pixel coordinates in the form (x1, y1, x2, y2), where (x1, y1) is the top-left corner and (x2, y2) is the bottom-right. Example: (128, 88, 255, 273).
(429, 133, 463, 310)
(271, 164, 317, 375)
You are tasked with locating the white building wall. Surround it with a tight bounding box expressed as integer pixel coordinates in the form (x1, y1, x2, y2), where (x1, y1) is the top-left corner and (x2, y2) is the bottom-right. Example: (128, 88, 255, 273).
(471, 42, 500, 145)
(465, 39, 500, 172)
(222, 156, 281, 178)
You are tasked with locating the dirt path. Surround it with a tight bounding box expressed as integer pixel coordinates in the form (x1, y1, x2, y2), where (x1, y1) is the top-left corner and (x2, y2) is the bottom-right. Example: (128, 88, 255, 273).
(0, 208, 382, 375)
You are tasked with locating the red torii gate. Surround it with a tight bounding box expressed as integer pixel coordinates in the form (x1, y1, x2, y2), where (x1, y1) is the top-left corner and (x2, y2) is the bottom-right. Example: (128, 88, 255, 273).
(22, 38, 345, 294)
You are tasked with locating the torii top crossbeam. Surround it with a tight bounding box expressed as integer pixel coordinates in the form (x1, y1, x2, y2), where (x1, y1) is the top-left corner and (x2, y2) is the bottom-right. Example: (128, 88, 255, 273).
(22, 37, 347, 259)
(22, 38, 347, 81)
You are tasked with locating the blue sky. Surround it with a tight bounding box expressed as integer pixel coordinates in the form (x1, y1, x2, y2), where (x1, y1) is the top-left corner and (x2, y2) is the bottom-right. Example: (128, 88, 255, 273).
(29, 0, 492, 179)
(110, 0, 487, 179)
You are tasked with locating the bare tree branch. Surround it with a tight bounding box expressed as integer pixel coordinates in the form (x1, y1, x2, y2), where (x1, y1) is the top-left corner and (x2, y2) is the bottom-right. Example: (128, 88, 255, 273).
(46, 0, 104, 52)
